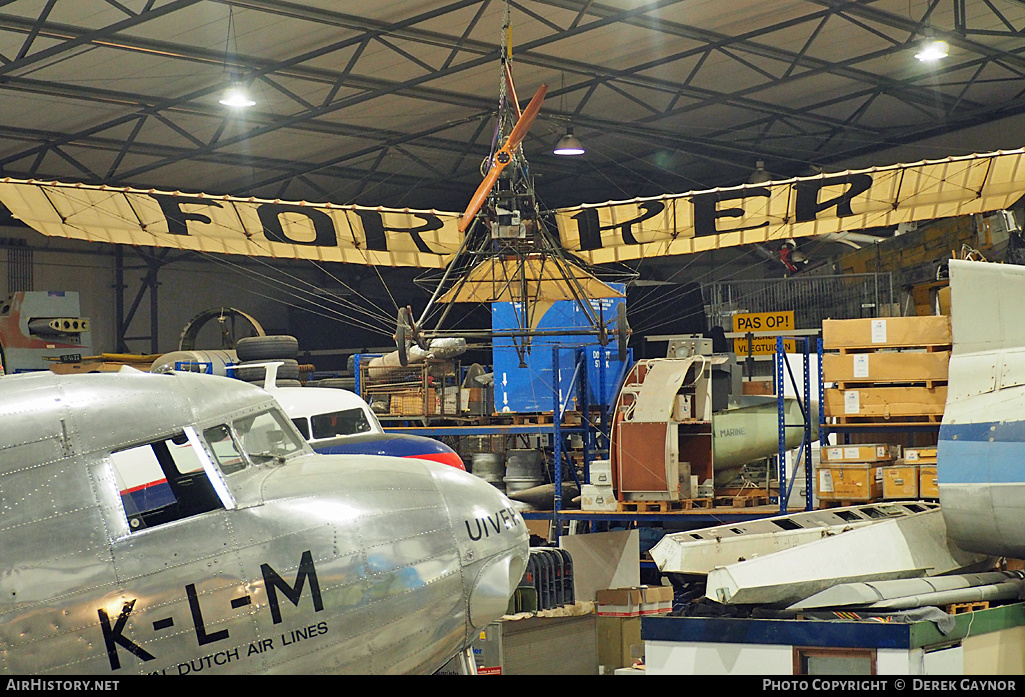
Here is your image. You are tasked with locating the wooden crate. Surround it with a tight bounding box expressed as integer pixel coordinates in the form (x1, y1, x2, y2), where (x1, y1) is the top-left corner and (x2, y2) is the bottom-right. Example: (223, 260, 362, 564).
(823, 350, 949, 385)
(883, 464, 920, 499)
(824, 386, 946, 420)
(920, 465, 939, 498)
(822, 316, 951, 349)
(905, 447, 938, 463)
(821, 443, 900, 463)
(817, 463, 883, 502)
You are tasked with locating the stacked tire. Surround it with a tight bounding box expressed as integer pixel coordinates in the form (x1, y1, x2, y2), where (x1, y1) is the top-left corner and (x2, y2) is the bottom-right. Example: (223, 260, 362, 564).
(233, 335, 303, 388)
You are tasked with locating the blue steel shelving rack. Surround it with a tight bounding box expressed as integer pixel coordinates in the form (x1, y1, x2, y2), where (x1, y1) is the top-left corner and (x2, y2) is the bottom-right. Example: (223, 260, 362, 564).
(774, 335, 817, 514)
(385, 346, 786, 541)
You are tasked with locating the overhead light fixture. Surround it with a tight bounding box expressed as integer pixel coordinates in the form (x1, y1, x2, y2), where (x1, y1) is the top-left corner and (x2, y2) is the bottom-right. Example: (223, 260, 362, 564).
(915, 38, 949, 62)
(218, 8, 254, 108)
(553, 126, 585, 156)
(748, 160, 774, 184)
(219, 78, 255, 108)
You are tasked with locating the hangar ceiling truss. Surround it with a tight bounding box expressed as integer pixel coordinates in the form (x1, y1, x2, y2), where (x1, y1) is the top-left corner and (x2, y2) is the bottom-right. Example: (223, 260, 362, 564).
(0, 0, 1022, 212)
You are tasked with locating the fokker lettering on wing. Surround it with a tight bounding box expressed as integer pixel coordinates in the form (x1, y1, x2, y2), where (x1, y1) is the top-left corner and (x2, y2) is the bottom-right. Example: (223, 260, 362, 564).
(3, 149, 1025, 268)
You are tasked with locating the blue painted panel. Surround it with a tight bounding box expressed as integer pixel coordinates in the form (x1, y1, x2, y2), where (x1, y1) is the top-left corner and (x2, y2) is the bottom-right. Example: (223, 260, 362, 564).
(939, 421, 1025, 484)
(122, 482, 176, 515)
(492, 285, 628, 413)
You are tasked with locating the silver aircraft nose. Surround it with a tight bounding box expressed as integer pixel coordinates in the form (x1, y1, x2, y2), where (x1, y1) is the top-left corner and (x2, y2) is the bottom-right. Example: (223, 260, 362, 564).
(427, 465, 530, 631)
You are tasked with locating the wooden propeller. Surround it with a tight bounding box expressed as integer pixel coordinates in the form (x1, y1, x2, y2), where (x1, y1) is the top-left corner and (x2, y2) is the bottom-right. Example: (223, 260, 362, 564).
(458, 83, 548, 233)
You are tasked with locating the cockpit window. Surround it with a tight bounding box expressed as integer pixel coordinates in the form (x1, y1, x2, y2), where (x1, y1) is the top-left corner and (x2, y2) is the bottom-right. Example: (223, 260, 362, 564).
(204, 424, 247, 474)
(110, 432, 224, 532)
(291, 417, 311, 440)
(233, 409, 304, 463)
(311, 408, 373, 439)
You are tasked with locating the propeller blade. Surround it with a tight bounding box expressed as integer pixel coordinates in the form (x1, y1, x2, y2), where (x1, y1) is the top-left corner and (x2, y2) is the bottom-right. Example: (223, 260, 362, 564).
(459, 165, 503, 233)
(457, 83, 548, 233)
(505, 83, 547, 153)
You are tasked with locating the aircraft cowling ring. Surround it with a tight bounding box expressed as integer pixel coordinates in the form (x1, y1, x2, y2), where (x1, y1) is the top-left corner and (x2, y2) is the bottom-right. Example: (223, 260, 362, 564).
(178, 307, 265, 351)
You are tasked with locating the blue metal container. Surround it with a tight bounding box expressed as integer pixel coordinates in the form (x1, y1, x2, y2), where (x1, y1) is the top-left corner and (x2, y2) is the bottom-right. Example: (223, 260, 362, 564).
(492, 285, 629, 413)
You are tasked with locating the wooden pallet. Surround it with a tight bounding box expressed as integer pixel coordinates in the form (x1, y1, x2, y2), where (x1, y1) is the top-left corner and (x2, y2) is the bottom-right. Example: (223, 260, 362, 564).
(504, 411, 583, 426)
(718, 495, 769, 508)
(946, 601, 989, 615)
(834, 380, 948, 390)
(617, 498, 713, 512)
(828, 414, 943, 426)
(837, 344, 952, 354)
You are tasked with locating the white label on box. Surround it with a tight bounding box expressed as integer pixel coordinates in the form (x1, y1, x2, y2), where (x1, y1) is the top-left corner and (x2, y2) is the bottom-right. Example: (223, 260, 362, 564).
(844, 390, 860, 414)
(874, 467, 883, 482)
(843, 447, 860, 460)
(876, 446, 887, 458)
(819, 469, 834, 493)
(871, 319, 887, 344)
(827, 447, 842, 460)
(853, 354, 870, 379)
(906, 450, 919, 462)
(674, 394, 692, 420)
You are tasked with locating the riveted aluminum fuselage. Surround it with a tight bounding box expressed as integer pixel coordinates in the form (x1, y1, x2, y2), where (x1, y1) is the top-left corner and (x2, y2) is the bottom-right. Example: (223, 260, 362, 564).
(0, 371, 527, 674)
(940, 259, 1025, 559)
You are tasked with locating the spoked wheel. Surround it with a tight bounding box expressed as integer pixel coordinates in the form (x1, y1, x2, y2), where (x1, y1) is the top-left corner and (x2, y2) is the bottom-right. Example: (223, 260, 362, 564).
(395, 306, 428, 366)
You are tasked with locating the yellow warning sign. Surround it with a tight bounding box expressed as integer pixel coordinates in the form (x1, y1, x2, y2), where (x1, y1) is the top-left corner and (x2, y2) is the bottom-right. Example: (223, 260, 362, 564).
(732, 311, 796, 356)
(734, 337, 797, 356)
(732, 311, 795, 333)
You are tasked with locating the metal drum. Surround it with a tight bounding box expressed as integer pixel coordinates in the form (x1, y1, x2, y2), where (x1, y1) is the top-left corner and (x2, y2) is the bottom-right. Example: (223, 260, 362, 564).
(504, 449, 544, 495)
(471, 452, 506, 492)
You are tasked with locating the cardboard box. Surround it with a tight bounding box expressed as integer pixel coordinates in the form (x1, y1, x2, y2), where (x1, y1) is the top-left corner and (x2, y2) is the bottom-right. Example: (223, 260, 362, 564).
(817, 463, 883, 501)
(596, 586, 673, 618)
(390, 390, 426, 415)
(938, 286, 951, 315)
(822, 351, 949, 383)
(883, 464, 920, 499)
(824, 386, 947, 418)
(920, 465, 939, 498)
(429, 387, 460, 415)
(741, 379, 775, 396)
(821, 444, 900, 463)
(597, 616, 641, 672)
(581, 484, 618, 511)
(596, 588, 644, 617)
(590, 459, 613, 486)
(641, 585, 674, 615)
(823, 316, 951, 349)
(461, 387, 491, 416)
(905, 447, 938, 463)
